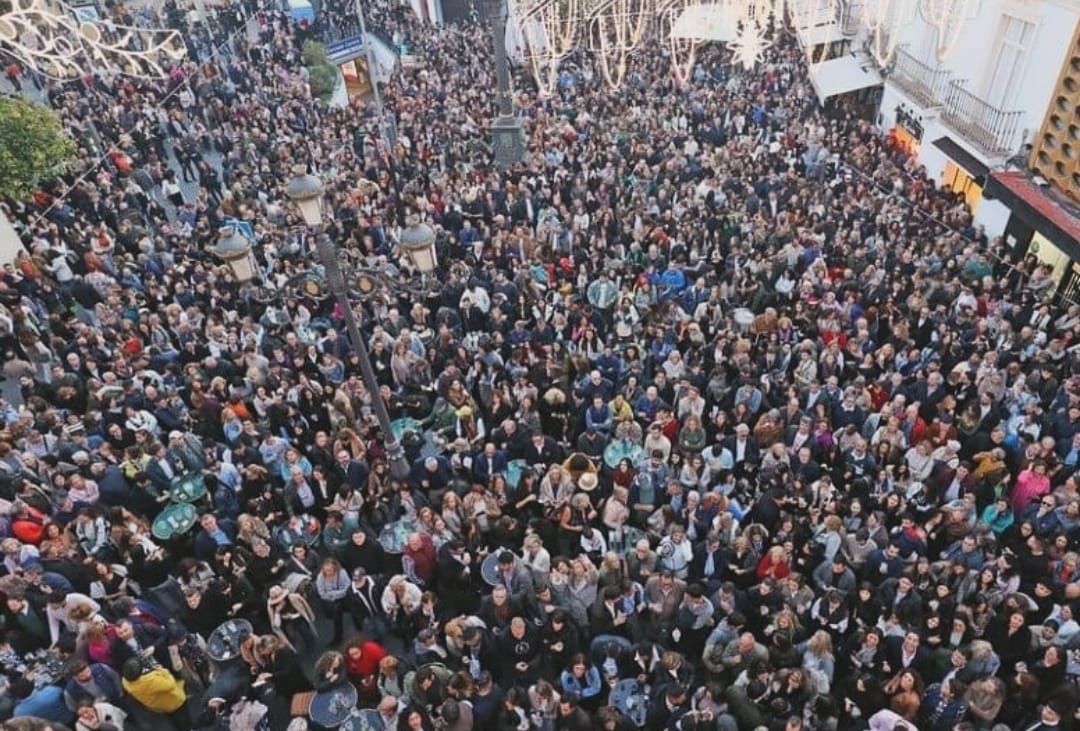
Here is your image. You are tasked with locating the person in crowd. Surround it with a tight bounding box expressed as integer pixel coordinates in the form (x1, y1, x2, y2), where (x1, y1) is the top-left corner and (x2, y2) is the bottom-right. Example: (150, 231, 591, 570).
(0, 0, 1076, 728)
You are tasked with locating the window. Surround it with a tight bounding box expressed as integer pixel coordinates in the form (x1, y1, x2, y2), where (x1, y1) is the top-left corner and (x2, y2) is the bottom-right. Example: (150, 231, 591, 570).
(941, 161, 983, 213)
(984, 15, 1034, 109)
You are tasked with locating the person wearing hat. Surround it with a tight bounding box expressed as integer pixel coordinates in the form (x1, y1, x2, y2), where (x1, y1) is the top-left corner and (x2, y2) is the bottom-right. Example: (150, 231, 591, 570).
(1016, 691, 1074, 731)
(166, 429, 205, 474)
(576, 472, 599, 494)
(266, 583, 316, 651)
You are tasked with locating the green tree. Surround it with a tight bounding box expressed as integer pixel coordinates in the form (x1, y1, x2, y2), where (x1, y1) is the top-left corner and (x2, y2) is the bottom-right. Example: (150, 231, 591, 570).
(0, 97, 75, 200)
(301, 40, 340, 102)
(301, 39, 329, 66)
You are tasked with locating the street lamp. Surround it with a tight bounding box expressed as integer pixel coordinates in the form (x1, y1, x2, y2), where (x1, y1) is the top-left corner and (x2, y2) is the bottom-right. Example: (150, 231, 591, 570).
(399, 216, 438, 274)
(211, 227, 256, 284)
(485, 0, 526, 167)
(284, 169, 428, 482)
(283, 172, 325, 228)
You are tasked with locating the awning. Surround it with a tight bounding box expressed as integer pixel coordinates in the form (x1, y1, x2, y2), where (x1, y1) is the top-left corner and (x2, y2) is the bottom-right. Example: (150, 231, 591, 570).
(670, 2, 741, 42)
(791, 0, 838, 30)
(0, 210, 22, 266)
(796, 21, 845, 48)
(931, 137, 988, 179)
(808, 55, 883, 101)
(986, 171, 1080, 260)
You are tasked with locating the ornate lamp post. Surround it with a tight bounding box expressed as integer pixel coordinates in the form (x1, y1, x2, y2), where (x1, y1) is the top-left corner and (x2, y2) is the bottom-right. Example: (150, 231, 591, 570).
(485, 0, 526, 167)
(284, 169, 437, 481)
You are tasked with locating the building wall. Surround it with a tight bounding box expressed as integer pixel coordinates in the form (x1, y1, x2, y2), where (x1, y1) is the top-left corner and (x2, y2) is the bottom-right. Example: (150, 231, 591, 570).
(0, 210, 21, 266)
(407, 0, 443, 24)
(1027, 20, 1080, 200)
(878, 0, 1078, 161)
(973, 196, 1013, 237)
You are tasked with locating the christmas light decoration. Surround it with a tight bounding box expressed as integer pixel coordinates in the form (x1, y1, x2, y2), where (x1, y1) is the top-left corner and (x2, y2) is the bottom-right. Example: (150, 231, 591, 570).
(0, 0, 186, 79)
(862, 0, 903, 66)
(729, 14, 770, 68)
(919, 0, 975, 62)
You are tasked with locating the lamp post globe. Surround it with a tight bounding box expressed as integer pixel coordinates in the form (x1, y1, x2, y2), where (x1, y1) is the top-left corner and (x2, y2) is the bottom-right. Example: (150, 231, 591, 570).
(284, 170, 325, 227)
(212, 227, 256, 284)
(399, 217, 437, 274)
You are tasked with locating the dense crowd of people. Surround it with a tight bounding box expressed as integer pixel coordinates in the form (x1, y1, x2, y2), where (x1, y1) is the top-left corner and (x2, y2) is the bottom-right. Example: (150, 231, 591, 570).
(0, 0, 1077, 730)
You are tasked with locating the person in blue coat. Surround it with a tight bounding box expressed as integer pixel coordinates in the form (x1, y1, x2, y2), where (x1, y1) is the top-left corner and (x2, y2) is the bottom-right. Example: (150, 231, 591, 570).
(63, 659, 124, 711)
(559, 653, 604, 711)
(11, 677, 76, 726)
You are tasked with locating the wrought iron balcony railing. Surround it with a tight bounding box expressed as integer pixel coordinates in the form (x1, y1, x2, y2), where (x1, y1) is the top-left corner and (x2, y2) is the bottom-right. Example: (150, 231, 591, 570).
(941, 79, 1023, 157)
(888, 45, 952, 108)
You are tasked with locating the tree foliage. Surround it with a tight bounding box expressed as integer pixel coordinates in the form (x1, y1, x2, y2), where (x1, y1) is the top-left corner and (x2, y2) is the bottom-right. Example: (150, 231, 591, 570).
(302, 40, 339, 101)
(0, 97, 75, 201)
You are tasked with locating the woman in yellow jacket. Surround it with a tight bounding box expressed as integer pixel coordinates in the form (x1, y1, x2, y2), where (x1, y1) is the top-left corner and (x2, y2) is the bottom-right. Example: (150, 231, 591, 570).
(120, 658, 186, 714)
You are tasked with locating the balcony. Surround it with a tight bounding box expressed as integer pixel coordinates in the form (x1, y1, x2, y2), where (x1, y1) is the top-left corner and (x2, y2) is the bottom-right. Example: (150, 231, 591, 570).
(888, 46, 952, 108)
(941, 79, 1023, 157)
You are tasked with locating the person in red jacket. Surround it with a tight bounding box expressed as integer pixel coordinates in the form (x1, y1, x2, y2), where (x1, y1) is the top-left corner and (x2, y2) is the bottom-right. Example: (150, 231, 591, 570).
(10, 502, 45, 545)
(344, 637, 387, 700)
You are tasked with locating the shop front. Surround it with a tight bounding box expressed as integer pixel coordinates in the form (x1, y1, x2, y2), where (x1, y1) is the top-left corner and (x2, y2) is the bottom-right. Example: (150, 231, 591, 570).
(985, 170, 1080, 304)
(326, 37, 374, 101)
(887, 103, 923, 157)
(932, 136, 988, 214)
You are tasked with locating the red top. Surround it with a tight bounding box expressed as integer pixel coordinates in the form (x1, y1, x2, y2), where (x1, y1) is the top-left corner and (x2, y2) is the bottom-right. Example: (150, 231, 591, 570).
(346, 640, 387, 679)
(755, 552, 791, 580)
(404, 534, 436, 584)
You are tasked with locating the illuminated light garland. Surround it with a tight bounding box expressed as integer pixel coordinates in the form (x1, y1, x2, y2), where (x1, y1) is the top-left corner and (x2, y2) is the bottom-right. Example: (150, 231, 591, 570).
(862, 0, 903, 66)
(508, 0, 860, 89)
(516, 0, 582, 95)
(919, 0, 974, 62)
(588, 0, 652, 88)
(729, 14, 770, 69)
(656, 0, 704, 84)
(0, 0, 185, 79)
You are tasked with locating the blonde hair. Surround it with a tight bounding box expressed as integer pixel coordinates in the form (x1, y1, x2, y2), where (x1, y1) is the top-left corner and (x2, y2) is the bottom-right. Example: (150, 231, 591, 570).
(67, 602, 95, 622)
(444, 617, 464, 640)
(773, 608, 802, 632)
(807, 630, 833, 656)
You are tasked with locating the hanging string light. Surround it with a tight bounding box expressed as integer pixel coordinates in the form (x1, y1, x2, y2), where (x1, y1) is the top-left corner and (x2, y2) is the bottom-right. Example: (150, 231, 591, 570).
(515, 0, 583, 94)
(919, 0, 975, 61)
(656, 0, 704, 83)
(728, 14, 770, 69)
(587, 0, 653, 88)
(0, 0, 186, 79)
(862, 0, 904, 66)
(507, 0, 868, 88)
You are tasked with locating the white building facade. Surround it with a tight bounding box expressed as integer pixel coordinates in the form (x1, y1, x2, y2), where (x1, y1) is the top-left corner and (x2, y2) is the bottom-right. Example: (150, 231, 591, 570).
(857, 0, 1080, 299)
